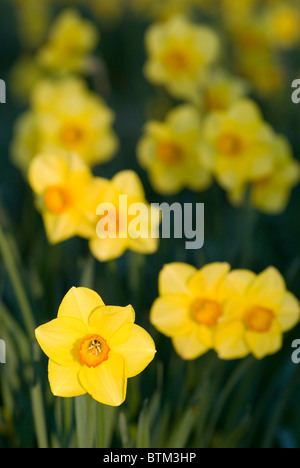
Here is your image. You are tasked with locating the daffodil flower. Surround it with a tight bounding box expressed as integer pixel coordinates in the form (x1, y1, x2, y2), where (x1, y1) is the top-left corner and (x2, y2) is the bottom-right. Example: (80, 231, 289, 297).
(35, 287, 156, 406)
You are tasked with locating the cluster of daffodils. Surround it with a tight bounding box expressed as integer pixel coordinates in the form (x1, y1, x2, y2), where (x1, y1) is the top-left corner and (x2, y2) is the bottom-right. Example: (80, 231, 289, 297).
(28, 151, 160, 261)
(150, 262, 300, 360)
(139, 14, 300, 214)
(35, 287, 156, 405)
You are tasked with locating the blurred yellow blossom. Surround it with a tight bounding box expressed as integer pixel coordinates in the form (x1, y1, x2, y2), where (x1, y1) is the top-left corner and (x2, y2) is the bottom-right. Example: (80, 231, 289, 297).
(28, 151, 105, 244)
(35, 287, 156, 405)
(150, 262, 230, 359)
(37, 9, 99, 75)
(89, 170, 160, 262)
(250, 135, 300, 214)
(202, 99, 276, 204)
(215, 267, 300, 359)
(144, 15, 220, 102)
(202, 68, 249, 113)
(11, 77, 119, 174)
(137, 104, 212, 195)
(263, 3, 300, 49)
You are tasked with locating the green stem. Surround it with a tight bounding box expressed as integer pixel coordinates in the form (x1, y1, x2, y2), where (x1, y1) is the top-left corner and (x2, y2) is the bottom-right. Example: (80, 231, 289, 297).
(96, 402, 105, 448)
(75, 395, 88, 448)
(0, 225, 36, 340)
(30, 379, 49, 448)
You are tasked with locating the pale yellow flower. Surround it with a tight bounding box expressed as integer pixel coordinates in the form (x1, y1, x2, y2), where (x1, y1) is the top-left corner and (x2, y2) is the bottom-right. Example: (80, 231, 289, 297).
(144, 15, 220, 102)
(11, 77, 119, 174)
(250, 135, 300, 214)
(137, 104, 212, 195)
(37, 9, 99, 74)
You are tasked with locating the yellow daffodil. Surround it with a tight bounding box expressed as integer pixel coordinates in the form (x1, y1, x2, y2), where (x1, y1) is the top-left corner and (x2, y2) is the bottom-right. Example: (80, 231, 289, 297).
(37, 9, 99, 74)
(150, 262, 230, 360)
(11, 77, 119, 173)
(202, 99, 276, 204)
(144, 15, 220, 102)
(89, 170, 160, 262)
(250, 135, 300, 214)
(137, 104, 212, 195)
(263, 3, 300, 49)
(28, 151, 105, 244)
(215, 267, 300, 360)
(35, 287, 156, 405)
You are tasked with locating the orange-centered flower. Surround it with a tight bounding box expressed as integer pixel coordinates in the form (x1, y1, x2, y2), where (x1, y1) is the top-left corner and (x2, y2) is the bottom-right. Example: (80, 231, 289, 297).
(35, 287, 156, 406)
(190, 298, 222, 327)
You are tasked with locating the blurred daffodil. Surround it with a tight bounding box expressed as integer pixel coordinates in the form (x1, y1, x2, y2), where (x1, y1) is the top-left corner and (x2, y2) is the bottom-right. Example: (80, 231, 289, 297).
(250, 135, 300, 214)
(150, 262, 230, 360)
(215, 267, 300, 359)
(28, 151, 104, 244)
(37, 9, 99, 74)
(137, 104, 212, 195)
(89, 170, 160, 262)
(35, 287, 156, 405)
(11, 77, 119, 173)
(144, 15, 220, 102)
(263, 3, 300, 49)
(202, 99, 276, 204)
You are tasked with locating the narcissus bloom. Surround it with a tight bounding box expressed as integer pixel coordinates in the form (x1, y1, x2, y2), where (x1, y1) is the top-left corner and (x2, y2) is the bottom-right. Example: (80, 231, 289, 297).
(144, 15, 220, 102)
(89, 170, 160, 261)
(11, 77, 118, 173)
(215, 267, 300, 359)
(250, 135, 300, 214)
(28, 151, 105, 244)
(150, 262, 230, 359)
(263, 3, 300, 49)
(202, 99, 276, 204)
(35, 287, 156, 405)
(137, 105, 212, 195)
(37, 9, 99, 74)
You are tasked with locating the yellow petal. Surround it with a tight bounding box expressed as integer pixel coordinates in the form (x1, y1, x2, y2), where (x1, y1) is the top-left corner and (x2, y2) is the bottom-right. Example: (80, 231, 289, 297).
(89, 237, 127, 262)
(112, 324, 156, 378)
(245, 320, 282, 359)
(215, 321, 249, 360)
(150, 295, 193, 337)
(247, 267, 286, 310)
(220, 270, 256, 299)
(277, 292, 300, 332)
(158, 263, 197, 296)
(43, 212, 79, 245)
(88, 305, 135, 342)
(112, 170, 145, 199)
(188, 262, 230, 295)
(172, 330, 210, 360)
(58, 287, 105, 325)
(79, 352, 127, 406)
(35, 316, 87, 366)
(28, 152, 68, 194)
(128, 236, 159, 255)
(48, 360, 85, 397)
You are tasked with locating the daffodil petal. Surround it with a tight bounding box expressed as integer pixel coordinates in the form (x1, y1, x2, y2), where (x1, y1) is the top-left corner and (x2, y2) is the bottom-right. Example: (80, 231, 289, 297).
(245, 320, 282, 359)
(112, 325, 156, 378)
(112, 170, 145, 199)
(220, 270, 256, 298)
(35, 316, 87, 366)
(88, 305, 135, 341)
(172, 330, 210, 360)
(79, 352, 127, 406)
(28, 152, 67, 194)
(150, 295, 193, 337)
(89, 237, 127, 262)
(188, 262, 230, 295)
(215, 321, 249, 360)
(48, 360, 85, 397)
(277, 292, 300, 331)
(158, 263, 197, 296)
(247, 267, 286, 309)
(58, 287, 104, 324)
